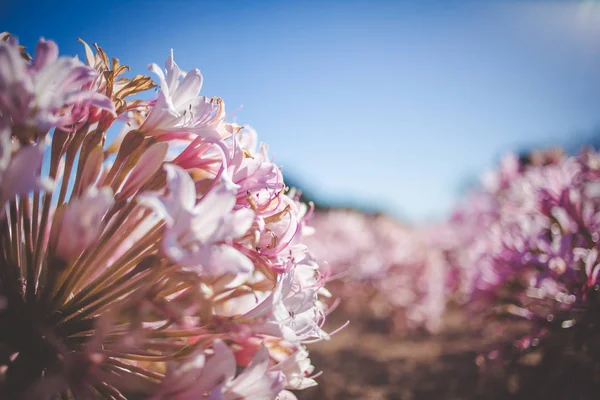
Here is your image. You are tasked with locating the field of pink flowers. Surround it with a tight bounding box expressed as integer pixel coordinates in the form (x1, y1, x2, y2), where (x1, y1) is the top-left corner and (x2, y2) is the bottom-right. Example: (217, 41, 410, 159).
(298, 148, 600, 399)
(1, 32, 600, 399)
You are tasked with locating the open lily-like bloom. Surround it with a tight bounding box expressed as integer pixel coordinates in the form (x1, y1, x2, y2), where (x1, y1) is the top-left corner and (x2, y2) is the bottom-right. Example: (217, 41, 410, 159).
(271, 347, 318, 392)
(153, 340, 285, 400)
(140, 50, 237, 139)
(0, 35, 114, 134)
(139, 163, 255, 276)
(228, 127, 285, 209)
(242, 256, 333, 346)
(0, 34, 334, 400)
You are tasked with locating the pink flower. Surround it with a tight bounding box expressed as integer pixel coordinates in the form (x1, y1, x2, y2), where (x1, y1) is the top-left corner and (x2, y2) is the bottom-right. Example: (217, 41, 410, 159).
(0, 118, 52, 208)
(141, 50, 237, 139)
(0, 38, 114, 133)
(270, 348, 318, 391)
(53, 187, 114, 262)
(583, 248, 600, 289)
(138, 163, 255, 276)
(228, 127, 285, 210)
(153, 340, 285, 400)
(244, 256, 330, 344)
(254, 196, 301, 264)
(225, 342, 286, 399)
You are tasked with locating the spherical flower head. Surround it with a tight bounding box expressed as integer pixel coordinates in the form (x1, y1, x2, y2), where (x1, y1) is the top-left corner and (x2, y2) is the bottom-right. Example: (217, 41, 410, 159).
(0, 33, 335, 399)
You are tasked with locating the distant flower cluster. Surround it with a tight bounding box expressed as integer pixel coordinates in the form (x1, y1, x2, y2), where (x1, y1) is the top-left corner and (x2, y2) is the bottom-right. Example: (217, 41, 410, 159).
(446, 148, 600, 374)
(0, 33, 337, 399)
(308, 146, 600, 383)
(305, 210, 451, 333)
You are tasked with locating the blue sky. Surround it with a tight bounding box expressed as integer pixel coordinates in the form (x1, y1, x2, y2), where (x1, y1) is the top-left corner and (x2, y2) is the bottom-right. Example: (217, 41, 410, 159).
(4, 0, 600, 221)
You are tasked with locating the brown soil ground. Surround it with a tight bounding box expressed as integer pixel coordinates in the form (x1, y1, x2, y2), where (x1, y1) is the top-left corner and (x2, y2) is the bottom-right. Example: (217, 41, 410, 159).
(296, 307, 599, 400)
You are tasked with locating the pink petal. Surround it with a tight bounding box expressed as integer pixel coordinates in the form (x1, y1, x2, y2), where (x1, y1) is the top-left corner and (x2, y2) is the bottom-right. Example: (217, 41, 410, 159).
(32, 38, 58, 71)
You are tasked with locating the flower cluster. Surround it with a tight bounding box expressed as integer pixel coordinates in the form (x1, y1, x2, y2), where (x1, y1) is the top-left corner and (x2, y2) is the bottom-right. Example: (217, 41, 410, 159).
(304, 209, 451, 333)
(444, 148, 600, 379)
(0, 33, 334, 399)
(304, 144, 600, 376)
